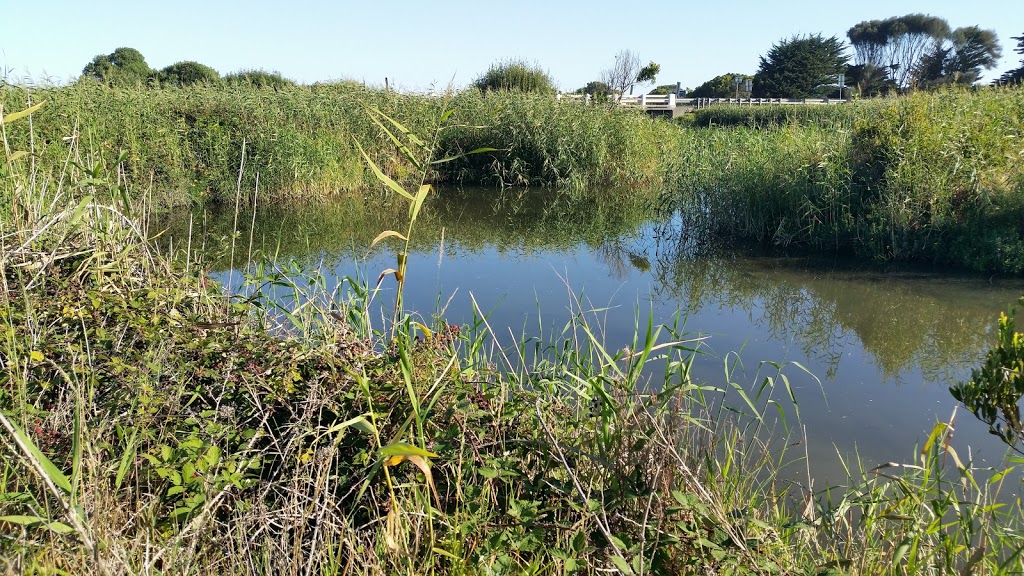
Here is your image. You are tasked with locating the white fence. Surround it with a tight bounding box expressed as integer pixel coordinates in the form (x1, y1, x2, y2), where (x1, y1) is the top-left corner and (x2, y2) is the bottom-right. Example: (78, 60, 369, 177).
(556, 93, 847, 108)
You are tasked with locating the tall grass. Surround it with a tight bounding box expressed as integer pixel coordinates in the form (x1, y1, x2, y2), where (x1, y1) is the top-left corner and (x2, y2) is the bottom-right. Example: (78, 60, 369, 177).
(671, 87, 1024, 273)
(0, 83, 679, 208)
(3, 98, 1024, 575)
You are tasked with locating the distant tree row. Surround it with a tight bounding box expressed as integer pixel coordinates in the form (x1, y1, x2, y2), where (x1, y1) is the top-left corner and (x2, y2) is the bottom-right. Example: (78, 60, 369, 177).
(80, 47, 295, 89)
(694, 14, 1004, 100)
(997, 34, 1024, 84)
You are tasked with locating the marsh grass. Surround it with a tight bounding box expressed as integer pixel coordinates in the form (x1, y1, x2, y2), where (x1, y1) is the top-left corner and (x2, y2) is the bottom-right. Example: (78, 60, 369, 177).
(672, 88, 1024, 273)
(2, 97, 1024, 575)
(0, 83, 678, 209)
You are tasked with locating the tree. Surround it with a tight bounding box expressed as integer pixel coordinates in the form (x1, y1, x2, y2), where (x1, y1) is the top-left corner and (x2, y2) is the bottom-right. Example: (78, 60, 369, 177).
(224, 69, 296, 89)
(649, 84, 682, 95)
(752, 35, 849, 98)
(600, 50, 660, 100)
(158, 61, 220, 87)
(472, 59, 556, 94)
(845, 64, 895, 97)
(81, 47, 154, 87)
(847, 14, 952, 89)
(914, 26, 1001, 87)
(574, 80, 613, 99)
(997, 34, 1024, 84)
(689, 73, 753, 98)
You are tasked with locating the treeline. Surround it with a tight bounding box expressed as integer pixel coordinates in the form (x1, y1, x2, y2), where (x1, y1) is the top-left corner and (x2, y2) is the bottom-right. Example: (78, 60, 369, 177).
(687, 13, 1018, 99)
(79, 47, 295, 88)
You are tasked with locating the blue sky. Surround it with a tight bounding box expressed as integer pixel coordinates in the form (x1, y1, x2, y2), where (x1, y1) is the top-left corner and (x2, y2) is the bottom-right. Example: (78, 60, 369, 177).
(3, 1, 1021, 91)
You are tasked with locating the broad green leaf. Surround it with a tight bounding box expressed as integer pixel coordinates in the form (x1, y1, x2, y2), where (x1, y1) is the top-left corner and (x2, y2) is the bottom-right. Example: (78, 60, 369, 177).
(365, 108, 423, 171)
(353, 140, 414, 200)
(410, 184, 431, 223)
(610, 555, 635, 575)
(431, 147, 501, 165)
(8, 151, 29, 162)
(2, 100, 46, 124)
(369, 230, 407, 250)
(12, 423, 71, 494)
(370, 106, 427, 148)
(0, 515, 74, 534)
(379, 442, 438, 460)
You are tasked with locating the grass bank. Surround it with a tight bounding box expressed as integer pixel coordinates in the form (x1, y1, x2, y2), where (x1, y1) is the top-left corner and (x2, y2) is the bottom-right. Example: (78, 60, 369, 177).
(671, 88, 1024, 274)
(0, 82, 679, 208)
(3, 97, 1024, 575)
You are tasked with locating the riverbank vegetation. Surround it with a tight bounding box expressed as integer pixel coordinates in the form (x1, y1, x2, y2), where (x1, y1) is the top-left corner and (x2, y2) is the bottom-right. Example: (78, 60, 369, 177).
(4, 94, 1024, 574)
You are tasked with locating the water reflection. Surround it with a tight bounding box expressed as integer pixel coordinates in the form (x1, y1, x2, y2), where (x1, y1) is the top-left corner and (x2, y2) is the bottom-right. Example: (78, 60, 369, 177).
(153, 189, 1024, 482)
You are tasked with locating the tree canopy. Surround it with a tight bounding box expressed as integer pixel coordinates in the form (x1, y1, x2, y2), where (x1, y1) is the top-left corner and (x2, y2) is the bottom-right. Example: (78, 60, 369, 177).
(472, 59, 556, 94)
(916, 26, 1001, 86)
(224, 69, 295, 89)
(600, 50, 660, 100)
(752, 35, 849, 98)
(998, 34, 1024, 84)
(689, 73, 753, 98)
(158, 61, 220, 87)
(81, 47, 154, 87)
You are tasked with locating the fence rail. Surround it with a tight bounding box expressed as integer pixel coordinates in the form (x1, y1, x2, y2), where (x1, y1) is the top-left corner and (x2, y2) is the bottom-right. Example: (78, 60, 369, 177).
(556, 93, 848, 108)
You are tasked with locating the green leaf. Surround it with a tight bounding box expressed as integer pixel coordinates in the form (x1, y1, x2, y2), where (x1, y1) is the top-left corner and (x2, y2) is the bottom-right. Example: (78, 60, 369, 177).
(12, 423, 71, 494)
(0, 515, 74, 535)
(409, 184, 431, 223)
(8, 150, 29, 162)
(430, 147, 502, 165)
(2, 100, 46, 124)
(353, 139, 414, 201)
(369, 230, 407, 250)
(379, 442, 438, 459)
(610, 555, 635, 575)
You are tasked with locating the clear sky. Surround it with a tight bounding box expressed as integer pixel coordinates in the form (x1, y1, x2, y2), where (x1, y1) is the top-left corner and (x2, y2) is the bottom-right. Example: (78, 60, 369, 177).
(3, 1, 1021, 92)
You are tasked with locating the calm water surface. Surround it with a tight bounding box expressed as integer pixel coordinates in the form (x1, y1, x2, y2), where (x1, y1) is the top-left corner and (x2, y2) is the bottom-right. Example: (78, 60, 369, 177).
(158, 189, 1024, 489)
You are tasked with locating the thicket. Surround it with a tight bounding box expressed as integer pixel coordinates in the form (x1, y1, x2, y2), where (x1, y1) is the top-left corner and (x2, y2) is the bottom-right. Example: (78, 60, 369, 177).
(3, 98, 1023, 576)
(673, 88, 1024, 273)
(0, 83, 676, 207)
(471, 59, 556, 94)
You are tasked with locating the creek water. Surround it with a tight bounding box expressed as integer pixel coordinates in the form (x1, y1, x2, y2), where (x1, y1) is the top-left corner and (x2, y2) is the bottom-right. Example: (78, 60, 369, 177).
(157, 188, 1024, 491)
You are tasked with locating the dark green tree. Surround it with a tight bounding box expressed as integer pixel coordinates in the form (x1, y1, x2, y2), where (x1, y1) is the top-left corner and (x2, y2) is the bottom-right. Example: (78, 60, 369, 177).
(472, 59, 556, 94)
(224, 69, 296, 89)
(845, 64, 895, 96)
(649, 83, 682, 95)
(998, 34, 1024, 84)
(574, 81, 613, 99)
(81, 47, 154, 87)
(847, 14, 951, 89)
(158, 61, 221, 87)
(915, 26, 1001, 87)
(600, 50, 660, 100)
(752, 35, 849, 98)
(689, 73, 753, 98)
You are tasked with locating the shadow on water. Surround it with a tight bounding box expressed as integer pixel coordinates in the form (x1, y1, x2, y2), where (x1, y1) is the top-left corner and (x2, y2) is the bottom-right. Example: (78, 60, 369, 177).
(152, 188, 1024, 487)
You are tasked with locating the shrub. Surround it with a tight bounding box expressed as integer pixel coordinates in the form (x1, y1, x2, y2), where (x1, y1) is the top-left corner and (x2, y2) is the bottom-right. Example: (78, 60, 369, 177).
(471, 59, 556, 94)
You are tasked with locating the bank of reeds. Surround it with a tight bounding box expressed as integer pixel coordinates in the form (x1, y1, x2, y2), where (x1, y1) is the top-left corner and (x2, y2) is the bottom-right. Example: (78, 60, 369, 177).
(691, 100, 887, 129)
(673, 88, 1024, 274)
(0, 83, 678, 208)
(4, 97, 1024, 575)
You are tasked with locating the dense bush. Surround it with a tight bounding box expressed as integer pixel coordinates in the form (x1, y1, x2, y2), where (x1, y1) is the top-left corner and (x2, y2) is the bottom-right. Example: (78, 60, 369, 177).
(471, 59, 556, 94)
(158, 61, 221, 86)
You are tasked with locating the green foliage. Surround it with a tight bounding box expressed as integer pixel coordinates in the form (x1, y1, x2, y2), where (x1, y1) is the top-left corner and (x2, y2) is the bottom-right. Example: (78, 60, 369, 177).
(648, 83, 681, 96)
(689, 73, 753, 98)
(753, 34, 849, 98)
(576, 80, 611, 97)
(158, 61, 221, 87)
(997, 34, 1024, 84)
(951, 303, 1024, 451)
(471, 59, 556, 94)
(916, 26, 1001, 87)
(80, 47, 154, 87)
(847, 14, 952, 89)
(845, 63, 895, 97)
(223, 69, 295, 89)
(691, 101, 879, 128)
(672, 89, 1024, 273)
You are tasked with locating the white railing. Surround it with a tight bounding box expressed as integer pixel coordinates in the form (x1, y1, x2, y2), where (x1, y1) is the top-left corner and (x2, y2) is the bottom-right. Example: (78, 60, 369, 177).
(556, 94, 847, 108)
